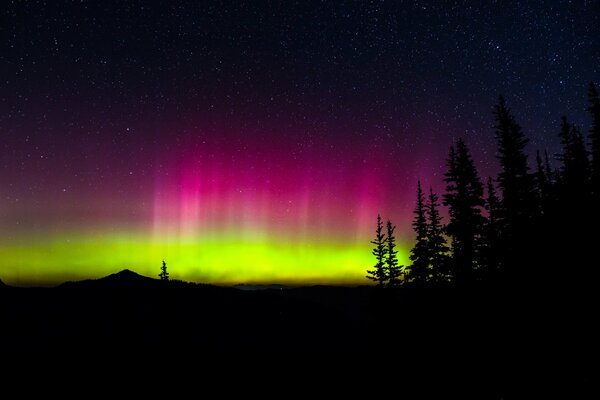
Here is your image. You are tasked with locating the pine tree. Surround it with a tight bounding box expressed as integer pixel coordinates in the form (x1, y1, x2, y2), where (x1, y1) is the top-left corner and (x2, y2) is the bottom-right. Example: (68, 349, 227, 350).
(573, 124, 589, 162)
(494, 96, 534, 229)
(159, 260, 169, 281)
(544, 150, 553, 185)
(570, 125, 590, 192)
(535, 150, 548, 209)
(408, 181, 429, 283)
(445, 145, 458, 201)
(493, 96, 536, 279)
(552, 105, 594, 287)
(443, 138, 485, 283)
(482, 177, 502, 276)
(582, 82, 599, 287)
(485, 177, 500, 229)
(587, 82, 600, 196)
(367, 214, 388, 287)
(557, 117, 590, 201)
(425, 187, 449, 282)
(534, 149, 559, 218)
(558, 116, 573, 166)
(385, 220, 403, 287)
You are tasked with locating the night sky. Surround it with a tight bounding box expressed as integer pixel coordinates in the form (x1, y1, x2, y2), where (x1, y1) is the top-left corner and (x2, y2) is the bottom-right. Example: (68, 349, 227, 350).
(1, 1, 598, 285)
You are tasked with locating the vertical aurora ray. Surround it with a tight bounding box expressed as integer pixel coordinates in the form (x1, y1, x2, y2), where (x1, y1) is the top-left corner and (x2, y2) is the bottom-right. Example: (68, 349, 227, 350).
(0, 128, 416, 286)
(146, 134, 412, 285)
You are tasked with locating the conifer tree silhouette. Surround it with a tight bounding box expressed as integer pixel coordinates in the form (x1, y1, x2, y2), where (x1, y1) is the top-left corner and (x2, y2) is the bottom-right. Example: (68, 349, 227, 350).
(582, 81, 600, 286)
(409, 181, 429, 283)
(159, 260, 169, 281)
(540, 150, 558, 214)
(535, 151, 547, 205)
(494, 96, 535, 237)
(493, 96, 537, 283)
(570, 125, 590, 187)
(425, 187, 449, 282)
(558, 116, 573, 165)
(485, 177, 500, 233)
(367, 214, 388, 287)
(443, 139, 485, 284)
(482, 177, 502, 276)
(570, 125, 590, 201)
(385, 220, 403, 287)
(553, 115, 592, 283)
(587, 82, 600, 197)
(544, 150, 553, 185)
(534, 150, 557, 216)
(557, 117, 590, 204)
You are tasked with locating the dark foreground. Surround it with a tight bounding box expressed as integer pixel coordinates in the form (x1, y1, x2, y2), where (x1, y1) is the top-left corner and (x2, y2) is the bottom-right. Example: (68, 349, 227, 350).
(0, 270, 595, 394)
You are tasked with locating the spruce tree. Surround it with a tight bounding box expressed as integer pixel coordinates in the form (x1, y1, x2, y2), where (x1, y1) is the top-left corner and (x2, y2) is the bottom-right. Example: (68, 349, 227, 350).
(408, 181, 429, 283)
(535, 150, 548, 211)
(367, 214, 388, 287)
(443, 138, 485, 283)
(425, 187, 449, 282)
(557, 117, 590, 200)
(558, 116, 573, 166)
(544, 150, 553, 185)
(582, 82, 599, 287)
(570, 125, 591, 192)
(159, 260, 169, 281)
(587, 82, 600, 196)
(482, 177, 502, 276)
(485, 177, 500, 228)
(385, 220, 403, 287)
(494, 96, 534, 229)
(493, 96, 536, 280)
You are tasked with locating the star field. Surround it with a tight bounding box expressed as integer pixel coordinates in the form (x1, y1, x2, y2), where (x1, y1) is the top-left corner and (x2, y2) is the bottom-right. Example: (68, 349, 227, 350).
(1, 1, 598, 284)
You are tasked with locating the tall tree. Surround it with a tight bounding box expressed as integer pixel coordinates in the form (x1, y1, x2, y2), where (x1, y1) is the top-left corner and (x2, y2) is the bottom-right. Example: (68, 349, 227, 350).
(557, 117, 574, 199)
(570, 125, 591, 196)
(482, 177, 502, 276)
(535, 151, 548, 209)
(544, 150, 553, 186)
(159, 260, 169, 281)
(425, 187, 449, 282)
(551, 108, 594, 287)
(367, 214, 387, 287)
(485, 177, 500, 230)
(443, 139, 485, 283)
(493, 96, 536, 278)
(557, 117, 590, 200)
(583, 82, 600, 286)
(385, 220, 403, 287)
(587, 82, 600, 196)
(494, 96, 534, 229)
(558, 116, 573, 166)
(571, 125, 590, 175)
(535, 150, 559, 217)
(408, 181, 429, 283)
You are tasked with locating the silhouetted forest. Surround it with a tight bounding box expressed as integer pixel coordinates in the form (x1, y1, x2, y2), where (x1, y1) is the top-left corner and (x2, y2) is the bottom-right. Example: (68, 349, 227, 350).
(359, 86, 598, 392)
(369, 82, 600, 294)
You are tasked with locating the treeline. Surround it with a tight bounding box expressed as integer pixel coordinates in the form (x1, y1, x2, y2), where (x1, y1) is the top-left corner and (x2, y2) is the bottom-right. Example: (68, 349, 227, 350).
(367, 82, 600, 288)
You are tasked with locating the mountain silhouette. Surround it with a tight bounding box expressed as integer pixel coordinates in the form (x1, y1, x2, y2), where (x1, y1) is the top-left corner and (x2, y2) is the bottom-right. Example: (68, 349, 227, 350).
(98, 269, 156, 285)
(2, 268, 359, 353)
(59, 268, 158, 289)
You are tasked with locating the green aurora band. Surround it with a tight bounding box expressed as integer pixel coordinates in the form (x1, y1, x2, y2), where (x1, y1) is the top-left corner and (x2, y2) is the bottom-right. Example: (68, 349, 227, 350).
(0, 229, 410, 286)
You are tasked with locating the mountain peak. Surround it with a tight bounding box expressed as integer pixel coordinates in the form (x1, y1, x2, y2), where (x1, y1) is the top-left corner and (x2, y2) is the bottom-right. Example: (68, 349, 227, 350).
(99, 269, 155, 284)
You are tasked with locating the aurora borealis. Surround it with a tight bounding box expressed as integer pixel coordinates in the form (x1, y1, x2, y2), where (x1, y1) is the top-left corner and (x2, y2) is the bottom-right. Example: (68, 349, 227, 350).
(1, 1, 598, 285)
(2, 125, 417, 285)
